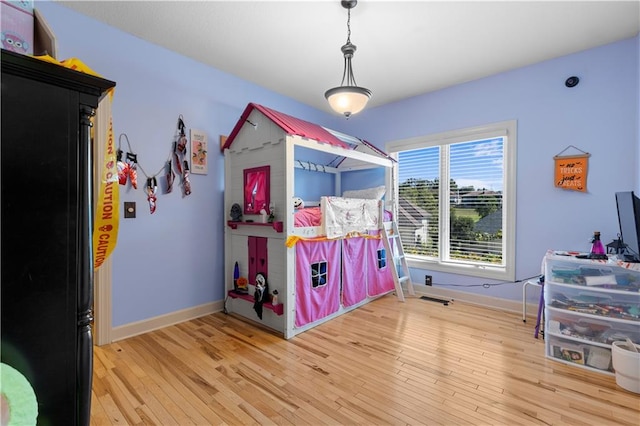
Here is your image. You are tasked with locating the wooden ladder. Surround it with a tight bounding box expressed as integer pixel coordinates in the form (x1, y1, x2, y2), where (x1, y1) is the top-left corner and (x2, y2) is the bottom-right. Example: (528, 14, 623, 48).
(381, 221, 415, 302)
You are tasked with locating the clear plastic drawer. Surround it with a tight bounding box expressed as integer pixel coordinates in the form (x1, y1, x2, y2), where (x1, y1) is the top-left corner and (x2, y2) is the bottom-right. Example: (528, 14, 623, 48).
(547, 335, 614, 373)
(545, 282, 640, 322)
(546, 309, 640, 345)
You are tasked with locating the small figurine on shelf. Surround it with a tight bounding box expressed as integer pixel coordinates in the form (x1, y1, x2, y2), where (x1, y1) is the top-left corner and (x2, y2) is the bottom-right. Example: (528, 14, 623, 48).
(268, 202, 275, 223)
(271, 289, 279, 306)
(260, 207, 268, 223)
(589, 231, 608, 260)
(230, 203, 242, 222)
(253, 273, 269, 319)
(233, 261, 240, 292)
(235, 276, 248, 294)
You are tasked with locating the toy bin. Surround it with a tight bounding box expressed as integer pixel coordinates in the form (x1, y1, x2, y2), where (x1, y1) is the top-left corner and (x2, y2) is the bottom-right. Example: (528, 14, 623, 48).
(611, 340, 640, 394)
(1, 0, 34, 55)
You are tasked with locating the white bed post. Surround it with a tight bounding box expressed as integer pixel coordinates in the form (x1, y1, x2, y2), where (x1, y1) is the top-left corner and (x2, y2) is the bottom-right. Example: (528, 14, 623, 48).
(284, 136, 296, 339)
(223, 148, 232, 307)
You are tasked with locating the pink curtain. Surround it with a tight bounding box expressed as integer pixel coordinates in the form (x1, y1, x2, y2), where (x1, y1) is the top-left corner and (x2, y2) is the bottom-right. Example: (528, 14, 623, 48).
(342, 238, 367, 307)
(244, 170, 266, 212)
(366, 234, 395, 297)
(295, 240, 341, 327)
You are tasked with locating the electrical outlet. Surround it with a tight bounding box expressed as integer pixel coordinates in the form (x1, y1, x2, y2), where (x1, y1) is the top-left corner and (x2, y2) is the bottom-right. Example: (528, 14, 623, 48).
(124, 202, 136, 218)
(425, 275, 432, 286)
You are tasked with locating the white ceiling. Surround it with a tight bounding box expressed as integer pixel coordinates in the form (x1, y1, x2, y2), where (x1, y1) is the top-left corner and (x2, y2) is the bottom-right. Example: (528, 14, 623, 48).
(56, 1, 639, 115)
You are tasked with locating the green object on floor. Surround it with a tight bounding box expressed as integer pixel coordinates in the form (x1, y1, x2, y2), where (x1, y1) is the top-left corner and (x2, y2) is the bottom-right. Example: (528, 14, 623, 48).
(1, 363, 38, 425)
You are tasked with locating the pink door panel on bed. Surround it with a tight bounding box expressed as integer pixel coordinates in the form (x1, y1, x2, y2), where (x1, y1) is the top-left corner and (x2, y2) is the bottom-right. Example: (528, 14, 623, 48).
(295, 240, 341, 327)
(367, 233, 395, 297)
(248, 236, 268, 284)
(342, 238, 368, 307)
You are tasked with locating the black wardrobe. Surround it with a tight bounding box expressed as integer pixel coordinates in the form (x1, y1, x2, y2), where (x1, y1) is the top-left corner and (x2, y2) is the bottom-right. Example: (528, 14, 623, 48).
(1, 49, 115, 425)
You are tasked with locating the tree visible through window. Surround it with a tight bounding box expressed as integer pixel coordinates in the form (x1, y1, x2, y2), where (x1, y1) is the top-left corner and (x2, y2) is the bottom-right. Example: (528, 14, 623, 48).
(387, 121, 516, 281)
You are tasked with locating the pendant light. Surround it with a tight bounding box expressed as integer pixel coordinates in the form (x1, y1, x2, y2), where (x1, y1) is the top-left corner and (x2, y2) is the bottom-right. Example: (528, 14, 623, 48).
(324, 0, 371, 118)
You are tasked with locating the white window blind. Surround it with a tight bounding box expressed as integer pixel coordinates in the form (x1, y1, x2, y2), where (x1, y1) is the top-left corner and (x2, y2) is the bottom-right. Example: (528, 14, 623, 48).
(388, 121, 516, 281)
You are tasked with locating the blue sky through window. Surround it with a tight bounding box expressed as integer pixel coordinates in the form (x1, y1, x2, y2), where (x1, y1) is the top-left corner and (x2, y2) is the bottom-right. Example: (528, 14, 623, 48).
(398, 138, 504, 192)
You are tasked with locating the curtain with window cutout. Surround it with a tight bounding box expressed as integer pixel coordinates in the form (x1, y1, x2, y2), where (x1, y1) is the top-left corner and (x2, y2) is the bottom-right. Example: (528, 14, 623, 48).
(295, 240, 340, 327)
(366, 232, 395, 297)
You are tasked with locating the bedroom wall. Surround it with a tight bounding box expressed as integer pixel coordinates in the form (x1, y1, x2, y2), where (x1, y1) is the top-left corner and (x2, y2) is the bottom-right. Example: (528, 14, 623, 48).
(36, 2, 638, 329)
(346, 35, 640, 305)
(37, 2, 342, 328)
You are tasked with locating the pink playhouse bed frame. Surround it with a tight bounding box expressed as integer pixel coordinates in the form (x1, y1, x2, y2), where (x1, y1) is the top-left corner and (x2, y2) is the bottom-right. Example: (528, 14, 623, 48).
(223, 103, 402, 338)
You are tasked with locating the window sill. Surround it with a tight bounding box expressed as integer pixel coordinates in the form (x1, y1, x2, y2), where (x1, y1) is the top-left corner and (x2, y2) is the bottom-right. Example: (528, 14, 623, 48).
(407, 256, 514, 281)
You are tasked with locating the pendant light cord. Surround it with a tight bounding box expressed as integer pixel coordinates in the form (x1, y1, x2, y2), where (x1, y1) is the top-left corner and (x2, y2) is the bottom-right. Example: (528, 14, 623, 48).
(346, 8, 351, 44)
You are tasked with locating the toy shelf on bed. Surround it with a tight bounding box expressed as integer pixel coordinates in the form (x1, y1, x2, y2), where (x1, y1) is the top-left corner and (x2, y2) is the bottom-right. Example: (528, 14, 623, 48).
(227, 220, 283, 232)
(227, 290, 284, 316)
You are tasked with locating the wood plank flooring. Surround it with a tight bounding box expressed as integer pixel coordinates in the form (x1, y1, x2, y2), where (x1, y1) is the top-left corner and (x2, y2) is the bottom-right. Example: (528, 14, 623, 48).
(91, 296, 640, 425)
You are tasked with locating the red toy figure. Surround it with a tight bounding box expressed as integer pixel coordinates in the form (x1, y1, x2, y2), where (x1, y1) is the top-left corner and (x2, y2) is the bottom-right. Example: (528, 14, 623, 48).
(146, 177, 158, 214)
(126, 152, 138, 189)
(117, 149, 128, 185)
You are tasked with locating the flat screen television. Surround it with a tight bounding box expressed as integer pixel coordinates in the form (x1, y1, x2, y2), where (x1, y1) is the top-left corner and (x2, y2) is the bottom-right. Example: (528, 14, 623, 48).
(615, 191, 640, 262)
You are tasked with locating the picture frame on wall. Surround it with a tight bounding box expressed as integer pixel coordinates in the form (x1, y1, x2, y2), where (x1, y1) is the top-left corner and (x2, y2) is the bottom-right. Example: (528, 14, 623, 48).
(190, 129, 208, 174)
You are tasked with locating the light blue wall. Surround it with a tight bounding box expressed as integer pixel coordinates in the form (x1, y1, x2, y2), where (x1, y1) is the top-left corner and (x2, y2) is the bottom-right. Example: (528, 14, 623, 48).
(349, 36, 640, 302)
(37, 2, 639, 325)
(37, 2, 342, 327)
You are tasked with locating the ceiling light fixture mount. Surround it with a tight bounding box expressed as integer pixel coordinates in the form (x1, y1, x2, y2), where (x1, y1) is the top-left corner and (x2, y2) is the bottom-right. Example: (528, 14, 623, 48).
(324, 0, 371, 119)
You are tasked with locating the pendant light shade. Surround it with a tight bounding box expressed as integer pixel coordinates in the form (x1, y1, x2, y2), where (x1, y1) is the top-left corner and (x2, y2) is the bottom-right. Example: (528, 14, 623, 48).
(325, 0, 371, 118)
(325, 86, 371, 117)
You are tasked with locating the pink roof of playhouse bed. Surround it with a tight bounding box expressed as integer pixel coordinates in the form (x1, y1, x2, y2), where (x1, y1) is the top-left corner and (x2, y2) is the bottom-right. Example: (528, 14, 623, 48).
(221, 103, 394, 166)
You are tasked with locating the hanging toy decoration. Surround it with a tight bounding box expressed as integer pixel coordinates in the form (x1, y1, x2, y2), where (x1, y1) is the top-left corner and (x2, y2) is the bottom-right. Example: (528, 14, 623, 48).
(177, 118, 188, 154)
(125, 152, 139, 189)
(171, 115, 193, 197)
(117, 132, 168, 214)
(117, 134, 140, 189)
(182, 160, 192, 196)
(117, 149, 128, 185)
(164, 160, 174, 194)
(146, 177, 158, 214)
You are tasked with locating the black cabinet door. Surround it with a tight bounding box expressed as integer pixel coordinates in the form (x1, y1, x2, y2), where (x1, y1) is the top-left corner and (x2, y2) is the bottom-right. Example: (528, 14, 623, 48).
(1, 49, 115, 426)
(2, 71, 81, 425)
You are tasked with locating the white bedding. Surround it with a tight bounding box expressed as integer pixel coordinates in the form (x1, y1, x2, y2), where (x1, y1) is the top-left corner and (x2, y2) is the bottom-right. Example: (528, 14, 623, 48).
(322, 197, 381, 239)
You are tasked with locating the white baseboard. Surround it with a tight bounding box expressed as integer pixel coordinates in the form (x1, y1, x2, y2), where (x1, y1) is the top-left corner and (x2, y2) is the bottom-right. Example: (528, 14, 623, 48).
(108, 288, 539, 344)
(109, 300, 224, 343)
(412, 285, 535, 318)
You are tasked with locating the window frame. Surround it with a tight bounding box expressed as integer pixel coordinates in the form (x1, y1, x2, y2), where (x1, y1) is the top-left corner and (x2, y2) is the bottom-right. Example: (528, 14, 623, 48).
(386, 120, 517, 281)
(377, 248, 387, 270)
(310, 260, 328, 289)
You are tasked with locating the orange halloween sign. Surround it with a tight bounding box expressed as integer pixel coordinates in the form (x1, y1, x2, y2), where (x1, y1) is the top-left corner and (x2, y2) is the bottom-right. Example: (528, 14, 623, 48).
(554, 152, 590, 192)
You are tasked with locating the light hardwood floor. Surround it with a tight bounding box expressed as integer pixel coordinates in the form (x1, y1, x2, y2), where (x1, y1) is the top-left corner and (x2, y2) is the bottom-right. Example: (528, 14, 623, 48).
(91, 295, 640, 425)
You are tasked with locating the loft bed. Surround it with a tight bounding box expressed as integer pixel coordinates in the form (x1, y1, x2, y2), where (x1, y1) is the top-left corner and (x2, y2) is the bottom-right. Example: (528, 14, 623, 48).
(222, 103, 402, 339)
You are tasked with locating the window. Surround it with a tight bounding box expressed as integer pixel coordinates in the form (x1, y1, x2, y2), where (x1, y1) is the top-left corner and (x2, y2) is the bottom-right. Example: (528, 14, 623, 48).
(377, 248, 387, 269)
(386, 121, 516, 281)
(310, 261, 328, 288)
